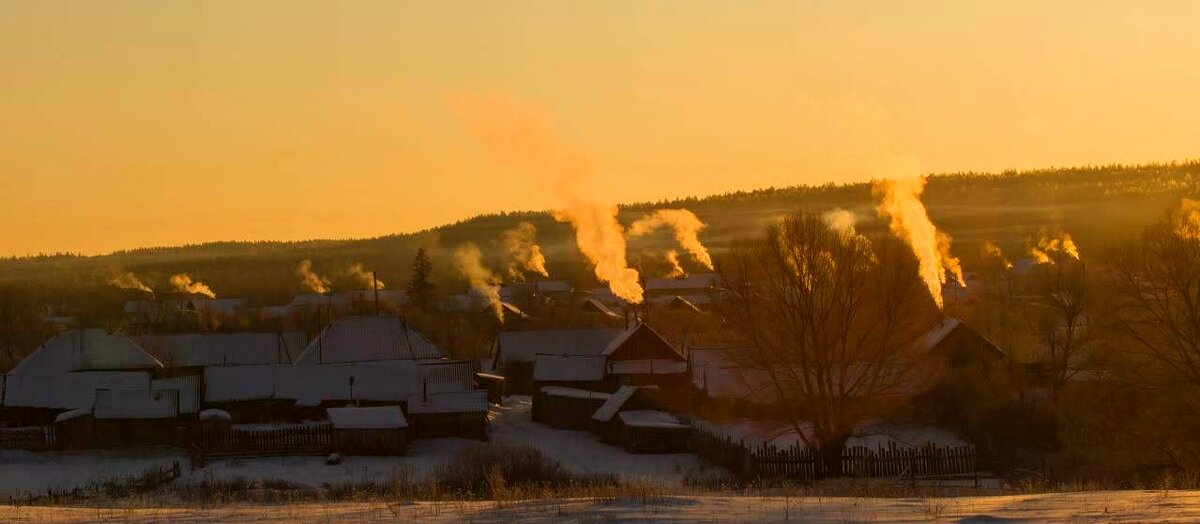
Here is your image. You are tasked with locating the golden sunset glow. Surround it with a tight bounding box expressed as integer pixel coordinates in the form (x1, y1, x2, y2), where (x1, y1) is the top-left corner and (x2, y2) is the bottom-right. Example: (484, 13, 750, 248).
(2, 1, 1198, 255)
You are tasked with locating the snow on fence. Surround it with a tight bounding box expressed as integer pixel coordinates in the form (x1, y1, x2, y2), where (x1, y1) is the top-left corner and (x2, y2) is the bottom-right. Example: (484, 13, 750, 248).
(691, 423, 978, 480)
(0, 426, 57, 451)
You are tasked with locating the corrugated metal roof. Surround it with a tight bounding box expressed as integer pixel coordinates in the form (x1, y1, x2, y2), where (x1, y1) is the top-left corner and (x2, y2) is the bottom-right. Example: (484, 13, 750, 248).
(406, 389, 489, 414)
(9, 329, 161, 376)
(532, 354, 607, 382)
(138, 332, 307, 367)
(327, 405, 408, 429)
(618, 409, 686, 429)
(294, 315, 443, 364)
(496, 328, 623, 365)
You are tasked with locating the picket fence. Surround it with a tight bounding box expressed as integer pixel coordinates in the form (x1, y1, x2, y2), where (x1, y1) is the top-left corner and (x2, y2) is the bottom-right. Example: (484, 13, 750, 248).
(0, 426, 57, 451)
(692, 423, 979, 480)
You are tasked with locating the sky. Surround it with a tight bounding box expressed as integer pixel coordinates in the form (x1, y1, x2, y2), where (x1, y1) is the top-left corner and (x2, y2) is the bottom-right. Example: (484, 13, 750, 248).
(2, 1, 1198, 256)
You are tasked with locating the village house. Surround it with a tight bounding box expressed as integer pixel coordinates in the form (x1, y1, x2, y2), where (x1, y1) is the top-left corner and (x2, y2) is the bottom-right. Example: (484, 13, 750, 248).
(492, 327, 624, 394)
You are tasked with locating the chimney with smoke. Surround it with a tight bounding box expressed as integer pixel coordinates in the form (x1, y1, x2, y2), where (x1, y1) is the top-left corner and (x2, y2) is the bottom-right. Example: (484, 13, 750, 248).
(108, 271, 153, 294)
(454, 243, 505, 322)
(347, 263, 385, 290)
(296, 259, 331, 294)
(628, 208, 714, 271)
(169, 274, 216, 298)
(1028, 227, 1080, 265)
(502, 221, 549, 282)
(873, 176, 963, 309)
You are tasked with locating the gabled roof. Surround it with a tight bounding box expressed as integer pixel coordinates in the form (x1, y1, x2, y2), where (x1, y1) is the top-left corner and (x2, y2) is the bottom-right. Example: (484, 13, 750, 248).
(137, 332, 307, 367)
(601, 323, 684, 361)
(9, 329, 161, 376)
(328, 405, 408, 429)
(294, 315, 443, 364)
(495, 328, 624, 365)
(532, 354, 607, 382)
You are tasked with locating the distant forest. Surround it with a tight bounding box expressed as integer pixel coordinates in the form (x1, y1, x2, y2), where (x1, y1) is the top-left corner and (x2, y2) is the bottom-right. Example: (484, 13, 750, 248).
(2, 161, 1198, 309)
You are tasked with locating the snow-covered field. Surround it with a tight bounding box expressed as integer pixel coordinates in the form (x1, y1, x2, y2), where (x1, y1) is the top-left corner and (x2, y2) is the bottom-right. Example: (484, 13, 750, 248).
(2, 490, 1198, 522)
(0, 396, 715, 499)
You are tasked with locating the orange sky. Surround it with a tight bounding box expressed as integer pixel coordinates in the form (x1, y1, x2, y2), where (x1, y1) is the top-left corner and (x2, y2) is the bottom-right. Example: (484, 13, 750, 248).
(2, 1, 1198, 256)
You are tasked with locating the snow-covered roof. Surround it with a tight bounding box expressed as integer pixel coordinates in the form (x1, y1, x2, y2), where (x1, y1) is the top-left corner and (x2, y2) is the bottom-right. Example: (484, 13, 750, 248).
(496, 328, 624, 365)
(204, 360, 425, 404)
(94, 388, 178, 419)
(290, 293, 331, 307)
(9, 329, 161, 376)
(331, 290, 408, 309)
(580, 298, 622, 319)
(540, 386, 612, 400)
(591, 385, 639, 422)
(54, 406, 91, 423)
(500, 281, 573, 299)
(137, 332, 307, 367)
(327, 405, 409, 429)
(618, 410, 687, 429)
(923, 318, 962, 351)
(607, 359, 688, 375)
(3, 371, 150, 409)
(294, 315, 443, 364)
(406, 389, 489, 414)
(532, 354, 607, 382)
(185, 298, 247, 316)
(199, 409, 231, 422)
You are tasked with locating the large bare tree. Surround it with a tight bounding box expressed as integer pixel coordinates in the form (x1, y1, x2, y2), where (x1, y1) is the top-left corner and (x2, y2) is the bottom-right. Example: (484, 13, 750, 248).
(713, 212, 941, 476)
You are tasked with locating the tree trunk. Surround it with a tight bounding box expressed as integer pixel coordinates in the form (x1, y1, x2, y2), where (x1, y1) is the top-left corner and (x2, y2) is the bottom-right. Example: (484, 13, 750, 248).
(817, 437, 849, 479)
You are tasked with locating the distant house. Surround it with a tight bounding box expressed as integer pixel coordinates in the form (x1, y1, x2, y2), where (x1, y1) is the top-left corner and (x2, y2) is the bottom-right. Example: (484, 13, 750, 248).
(532, 354, 607, 392)
(644, 273, 721, 297)
(183, 298, 248, 318)
(492, 328, 624, 394)
(294, 315, 443, 364)
(405, 389, 488, 439)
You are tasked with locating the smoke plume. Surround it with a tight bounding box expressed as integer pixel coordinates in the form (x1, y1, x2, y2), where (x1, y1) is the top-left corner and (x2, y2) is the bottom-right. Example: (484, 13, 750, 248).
(873, 176, 964, 308)
(822, 208, 858, 235)
(347, 263, 384, 290)
(108, 271, 152, 294)
(453, 243, 504, 322)
(501, 221, 549, 281)
(169, 274, 216, 298)
(982, 241, 1014, 270)
(448, 92, 643, 303)
(1173, 198, 1200, 240)
(663, 250, 685, 278)
(628, 209, 714, 271)
(296, 259, 331, 294)
(1028, 228, 1080, 264)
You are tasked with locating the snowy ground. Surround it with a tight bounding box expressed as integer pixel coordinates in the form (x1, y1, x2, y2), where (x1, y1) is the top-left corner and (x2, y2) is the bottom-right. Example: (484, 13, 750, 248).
(0, 396, 715, 500)
(2, 490, 1199, 522)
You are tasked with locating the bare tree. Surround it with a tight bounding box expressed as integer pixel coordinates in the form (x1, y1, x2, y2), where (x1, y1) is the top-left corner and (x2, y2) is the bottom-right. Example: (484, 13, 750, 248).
(1109, 209, 1200, 399)
(712, 212, 940, 476)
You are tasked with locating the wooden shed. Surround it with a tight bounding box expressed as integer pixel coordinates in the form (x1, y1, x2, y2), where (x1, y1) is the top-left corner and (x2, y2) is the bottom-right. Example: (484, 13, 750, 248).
(533, 386, 612, 430)
(327, 405, 408, 455)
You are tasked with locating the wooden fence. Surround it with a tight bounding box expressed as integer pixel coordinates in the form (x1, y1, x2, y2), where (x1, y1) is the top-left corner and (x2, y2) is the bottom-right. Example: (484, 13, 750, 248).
(692, 423, 979, 480)
(198, 423, 332, 466)
(0, 426, 57, 451)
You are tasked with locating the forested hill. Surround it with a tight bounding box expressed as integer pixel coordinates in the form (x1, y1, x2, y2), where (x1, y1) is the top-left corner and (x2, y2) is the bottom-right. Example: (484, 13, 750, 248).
(2, 161, 1198, 303)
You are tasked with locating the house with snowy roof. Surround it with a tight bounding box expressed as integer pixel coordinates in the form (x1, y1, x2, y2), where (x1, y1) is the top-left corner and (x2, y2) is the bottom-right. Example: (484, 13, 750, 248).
(493, 327, 624, 394)
(294, 315, 443, 364)
(0, 329, 200, 447)
(137, 331, 308, 369)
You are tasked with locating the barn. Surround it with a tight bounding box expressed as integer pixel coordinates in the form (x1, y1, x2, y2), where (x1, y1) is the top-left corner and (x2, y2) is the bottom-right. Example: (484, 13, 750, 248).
(405, 389, 489, 439)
